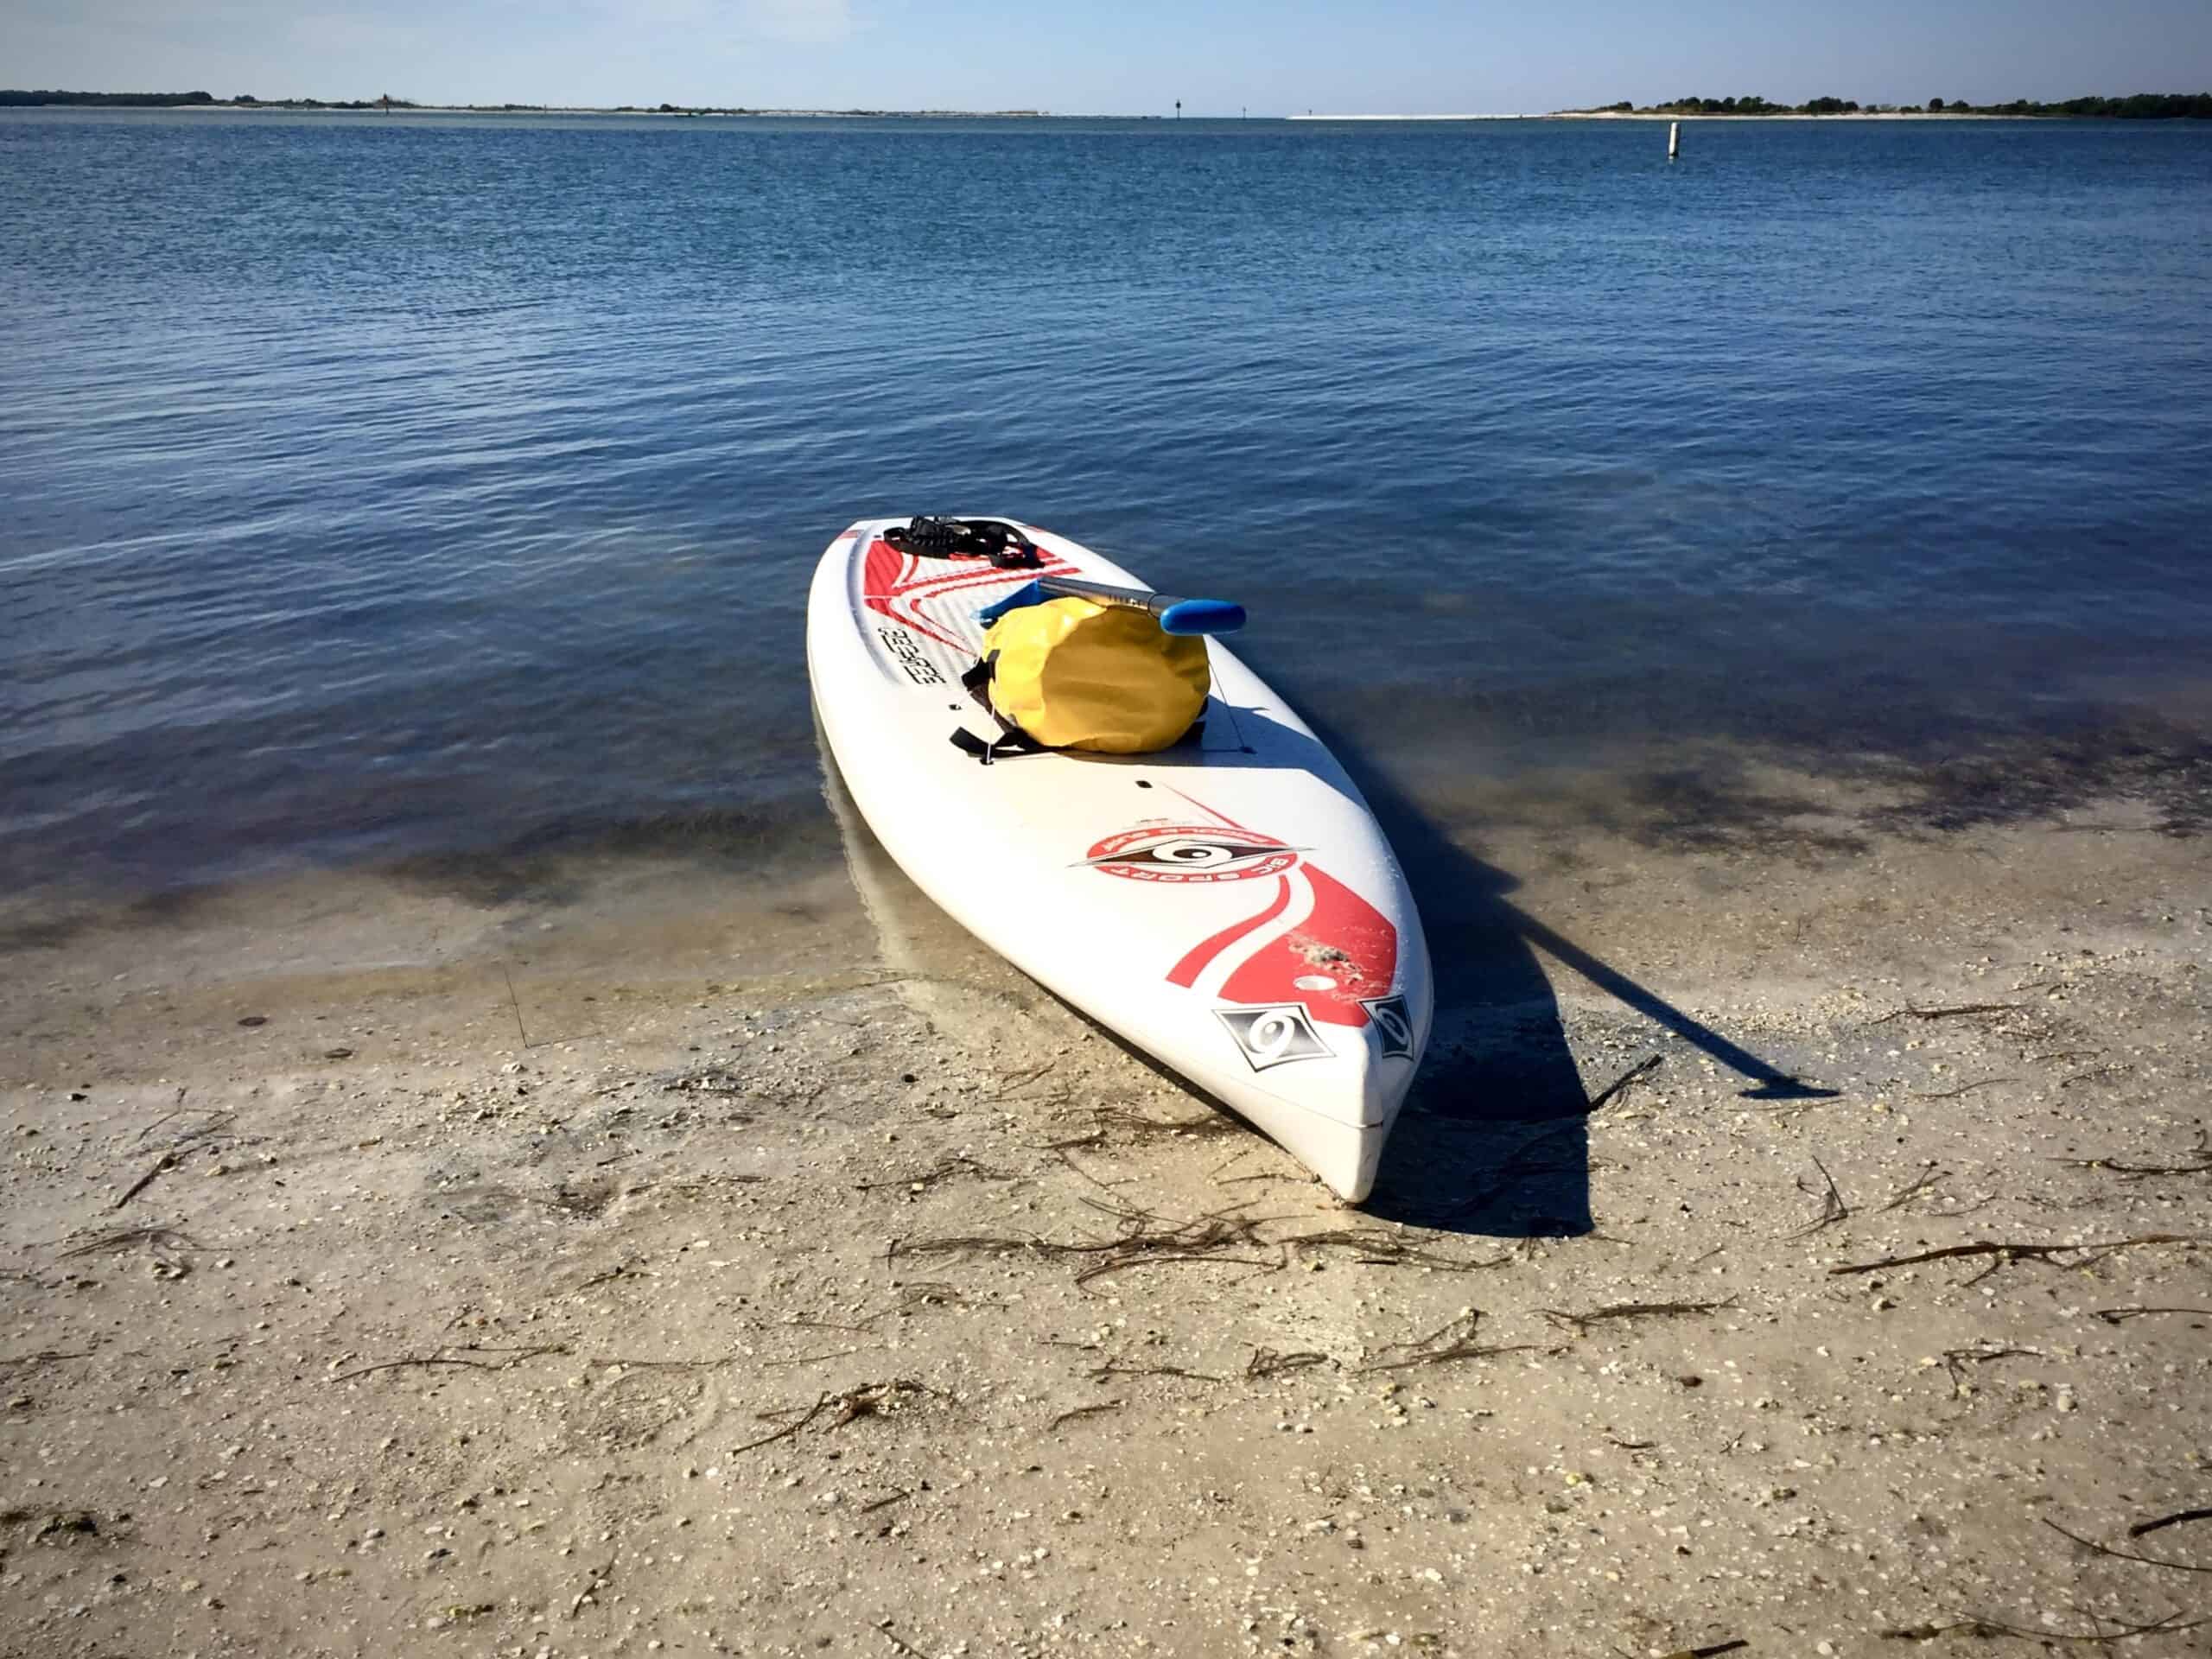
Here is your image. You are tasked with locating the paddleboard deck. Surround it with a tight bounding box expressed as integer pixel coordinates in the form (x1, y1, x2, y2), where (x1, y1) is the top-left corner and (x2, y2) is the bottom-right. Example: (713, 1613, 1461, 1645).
(806, 518, 1432, 1201)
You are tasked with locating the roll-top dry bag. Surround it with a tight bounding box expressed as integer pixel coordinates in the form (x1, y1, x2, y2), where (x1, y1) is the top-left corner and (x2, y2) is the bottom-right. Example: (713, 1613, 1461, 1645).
(975, 596, 1209, 753)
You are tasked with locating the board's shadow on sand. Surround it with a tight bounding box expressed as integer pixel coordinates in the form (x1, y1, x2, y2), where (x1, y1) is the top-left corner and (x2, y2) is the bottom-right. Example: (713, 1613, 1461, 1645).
(818, 706, 1827, 1243)
(1305, 716, 1832, 1241)
(1329, 750, 1599, 1238)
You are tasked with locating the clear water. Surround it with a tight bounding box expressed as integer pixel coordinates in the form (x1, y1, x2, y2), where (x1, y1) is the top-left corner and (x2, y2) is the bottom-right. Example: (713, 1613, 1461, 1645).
(4, 109, 2211, 902)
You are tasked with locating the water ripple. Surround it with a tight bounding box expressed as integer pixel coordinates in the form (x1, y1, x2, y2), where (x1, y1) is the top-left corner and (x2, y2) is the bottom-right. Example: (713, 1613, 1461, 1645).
(3, 110, 2211, 895)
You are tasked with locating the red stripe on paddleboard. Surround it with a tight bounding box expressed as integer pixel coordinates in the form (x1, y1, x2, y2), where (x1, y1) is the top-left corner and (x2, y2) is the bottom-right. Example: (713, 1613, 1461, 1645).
(1217, 866, 1397, 1027)
(861, 541, 1077, 652)
(1166, 874, 1293, 988)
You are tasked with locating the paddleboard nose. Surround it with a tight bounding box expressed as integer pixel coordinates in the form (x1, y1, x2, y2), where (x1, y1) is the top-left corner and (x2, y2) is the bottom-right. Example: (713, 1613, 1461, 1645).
(1265, 1026, 1420, 1127)
(1281, 1090, 1394, 1204)
(1234, 1038, 1418, 1203)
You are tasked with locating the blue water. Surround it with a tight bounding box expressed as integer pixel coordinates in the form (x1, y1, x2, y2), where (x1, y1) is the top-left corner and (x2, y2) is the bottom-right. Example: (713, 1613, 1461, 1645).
(3, 110, 2210, 901)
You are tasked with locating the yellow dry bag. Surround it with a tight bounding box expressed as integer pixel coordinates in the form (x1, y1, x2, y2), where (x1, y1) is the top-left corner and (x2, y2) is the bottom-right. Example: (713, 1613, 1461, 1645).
(976, 596, 1210, 753)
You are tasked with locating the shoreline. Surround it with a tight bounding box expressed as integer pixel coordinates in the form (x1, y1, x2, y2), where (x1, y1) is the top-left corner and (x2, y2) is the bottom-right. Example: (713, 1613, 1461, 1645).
(1297, 110, 2025, 122)
(5, 769, 2209, 1654)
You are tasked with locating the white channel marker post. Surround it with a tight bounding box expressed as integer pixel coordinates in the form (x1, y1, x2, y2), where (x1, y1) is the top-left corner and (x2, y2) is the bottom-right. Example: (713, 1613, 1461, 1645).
(1669, 121, 1681, 160)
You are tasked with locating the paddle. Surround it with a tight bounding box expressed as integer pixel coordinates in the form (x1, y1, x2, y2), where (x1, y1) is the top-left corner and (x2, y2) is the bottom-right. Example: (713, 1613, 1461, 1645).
(976, 575, 1246, 636)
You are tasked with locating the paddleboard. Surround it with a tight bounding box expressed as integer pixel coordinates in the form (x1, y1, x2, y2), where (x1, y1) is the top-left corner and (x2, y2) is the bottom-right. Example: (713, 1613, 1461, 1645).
(805, 518, 1432, 1201)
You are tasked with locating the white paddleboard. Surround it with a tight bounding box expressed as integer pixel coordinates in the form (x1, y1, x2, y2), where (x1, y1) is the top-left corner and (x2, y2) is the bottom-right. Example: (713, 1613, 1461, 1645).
(805, 518, 1432, 1201)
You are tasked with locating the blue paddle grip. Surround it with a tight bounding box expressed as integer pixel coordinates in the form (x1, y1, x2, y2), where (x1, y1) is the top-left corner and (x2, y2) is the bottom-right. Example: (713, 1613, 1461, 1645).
(1159, 599, 1246, 636)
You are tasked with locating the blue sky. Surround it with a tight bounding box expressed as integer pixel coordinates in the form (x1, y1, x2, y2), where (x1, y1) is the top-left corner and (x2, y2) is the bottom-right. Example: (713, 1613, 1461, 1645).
(4, 1, 2209, 113)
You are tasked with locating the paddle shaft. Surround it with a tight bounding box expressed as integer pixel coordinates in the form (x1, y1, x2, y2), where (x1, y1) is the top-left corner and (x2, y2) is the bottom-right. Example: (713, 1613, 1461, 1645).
(1036, 576, 1245, 636)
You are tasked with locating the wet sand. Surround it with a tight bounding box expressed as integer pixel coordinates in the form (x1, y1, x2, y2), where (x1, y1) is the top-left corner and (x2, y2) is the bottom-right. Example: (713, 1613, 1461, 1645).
(4, 760, 2210, 1657)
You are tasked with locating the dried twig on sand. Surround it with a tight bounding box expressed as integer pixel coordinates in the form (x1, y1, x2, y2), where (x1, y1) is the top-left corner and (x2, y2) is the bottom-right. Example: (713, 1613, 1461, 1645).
(2130, 1508, 2212, 1540)
(1881, 1165, 1951, 1212)
(1868, 1003, 2021, 1026)
(827, 1378, 940, 1429)
(2056, 1136, 2212, 1181)
(1911, 1077, 2017, 1100)
(1046, 1401, 1123, 1430)
(1086, 1358, 1224, 1386)
(1434, 1123, 1586, 1222)
(569, 1558, 614, 1619)
(1881, 1609, 2208, 1644)
(782, 1312, 887, 1335)
(330, 1344, 566, 1383)
(1067, 1211, 1277, 1286)
(1938, 1344, 2040, 1392)
(854, 1155, 1007, 1194)
(1276, 1226, 1511, 1272)
(1358, 1310, 1539, 1373)
(1541, 1298, 1738, 1336)
(729, 1391, 830, 1455)
(2060, 1063, 2134, 1090)
(724, 1379, 947, 1456)
(984, 1061, 1058, 1103)
(1090, 1104, 1241, 1141)
(58, 1225, 196, 1260)
(2092, 1306, 2212, 1325)
(112, 1153, 181, 1210)
(1246, 1348, 1332, 1379)
(2042, 1516, 2212, 1575)
(113, 1141, 204, 1211)
(1788, 1156, 1849, 1237)
(1035, 1128, 1108, 1152)
(893, 1201, 1276, 1288)
(1830, 1234, 2212, 1283)
(570, 1261, 642, 1293)
(1584, 1053, 1662, 1114)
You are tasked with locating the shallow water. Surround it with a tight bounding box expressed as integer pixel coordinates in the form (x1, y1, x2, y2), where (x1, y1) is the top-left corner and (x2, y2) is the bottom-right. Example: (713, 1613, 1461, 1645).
(3, 109, 2210, 905)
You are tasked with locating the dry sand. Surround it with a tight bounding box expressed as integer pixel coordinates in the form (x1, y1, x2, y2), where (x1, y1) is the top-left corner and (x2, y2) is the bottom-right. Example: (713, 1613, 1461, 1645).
(3, 762, 2209, 1658)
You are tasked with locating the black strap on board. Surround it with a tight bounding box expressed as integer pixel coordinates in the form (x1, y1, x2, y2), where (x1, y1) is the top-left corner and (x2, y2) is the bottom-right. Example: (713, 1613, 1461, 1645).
(886, 516, 1042, 570)
(949, 727, 1043, 766)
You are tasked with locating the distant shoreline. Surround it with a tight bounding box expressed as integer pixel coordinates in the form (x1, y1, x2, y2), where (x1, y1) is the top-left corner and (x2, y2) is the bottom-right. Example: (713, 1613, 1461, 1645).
(0, 93, 1050, 118)
(5, 88, 2207, 121)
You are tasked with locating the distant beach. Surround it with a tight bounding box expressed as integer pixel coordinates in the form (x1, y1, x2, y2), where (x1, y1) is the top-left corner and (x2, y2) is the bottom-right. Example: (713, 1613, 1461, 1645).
(1289, 110, 2033, 121)
(1541, 108, 2012, 120)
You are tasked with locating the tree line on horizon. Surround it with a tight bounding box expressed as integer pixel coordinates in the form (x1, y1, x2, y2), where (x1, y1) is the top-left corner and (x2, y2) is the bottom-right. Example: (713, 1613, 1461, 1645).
(0, 89, 1041, 116)
(0, 89, 419, 110)
(1599, 92, 2212, 118)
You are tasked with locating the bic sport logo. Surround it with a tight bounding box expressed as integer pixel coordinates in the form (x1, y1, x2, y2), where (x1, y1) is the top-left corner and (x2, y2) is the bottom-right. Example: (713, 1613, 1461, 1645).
(1081, 825, 1300, 885)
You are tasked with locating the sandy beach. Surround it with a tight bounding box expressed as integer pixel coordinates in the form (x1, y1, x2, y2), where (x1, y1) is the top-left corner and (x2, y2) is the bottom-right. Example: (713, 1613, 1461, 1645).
(5, 750, 2209, 1658)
